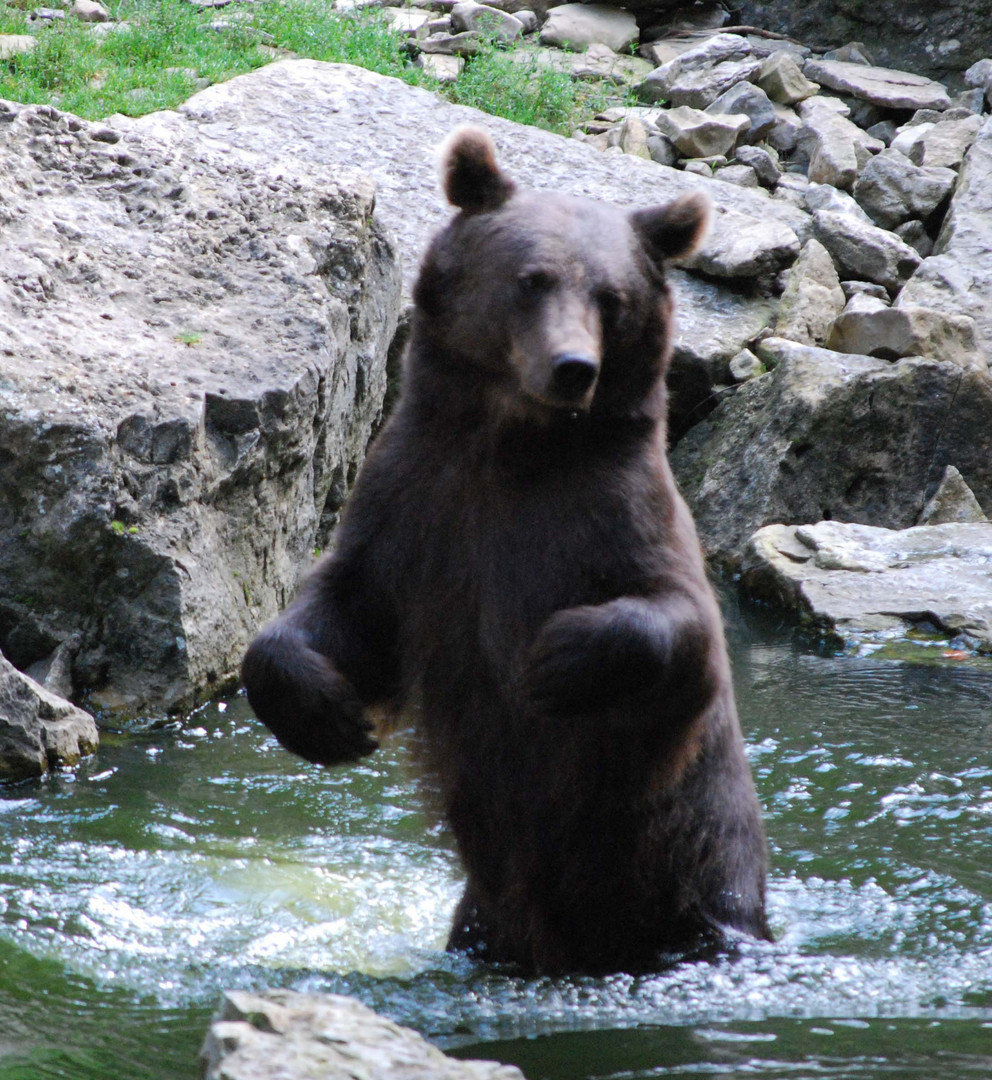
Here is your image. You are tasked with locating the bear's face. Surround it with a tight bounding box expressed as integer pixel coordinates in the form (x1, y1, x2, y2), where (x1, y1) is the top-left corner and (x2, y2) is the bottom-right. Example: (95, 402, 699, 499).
(413, 127, 710, 421)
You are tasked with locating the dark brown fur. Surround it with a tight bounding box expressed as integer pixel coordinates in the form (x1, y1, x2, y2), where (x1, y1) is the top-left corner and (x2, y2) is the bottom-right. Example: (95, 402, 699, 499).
(242, 128, 770, 975)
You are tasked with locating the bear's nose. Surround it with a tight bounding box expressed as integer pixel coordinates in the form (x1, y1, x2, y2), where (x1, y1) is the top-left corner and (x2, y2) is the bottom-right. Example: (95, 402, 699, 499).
(550, 354, 599, 401)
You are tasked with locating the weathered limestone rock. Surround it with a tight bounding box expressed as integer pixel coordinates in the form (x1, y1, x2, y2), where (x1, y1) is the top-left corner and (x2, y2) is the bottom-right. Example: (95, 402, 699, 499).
(419, 31, 484, 56)
(804, 181, 873, 224)
(670, 339, 992, 565)
(652, 105, 750, 158)
(741, 521, 992, 654)
(418, 52, 464, 80)
(803, 58, 951, 111)
(756, 53, 819, 105)
(570, 43, 652, 84)
(450, 1, 523, 43)
(852, 148, 956, 229)
(715, 163, 759, 188)
(894, 219, 933, 259)
(899, 115, 992, 358)
(729, 347, 764, 381)
(796, 97, 884, 191)
(539, 4, 637, 53)
(825, 305, 983, 368)
(813, 210, 922, 293)
(734, 144, 781, 186)
(1, 650, 99, 782)
(706, 81, 777, 143)
(638, 32, 755, 106)
(918, 465, 989, 525)
(904, 115, 984, 169)
(775, 238, 845, 346)
(70, 0, 110, 22)
(689, 211, 800, 279)
(0, 93, 401, 716)
(200, 991, 526, 1080)
(0, 35, 37, 59)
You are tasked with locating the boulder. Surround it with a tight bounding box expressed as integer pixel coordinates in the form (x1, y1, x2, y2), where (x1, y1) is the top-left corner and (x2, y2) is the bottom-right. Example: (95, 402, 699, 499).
(0, 94, 401, 717)
(734, 144, 781, 186)
(796, 97, 884, 191)
(774, 238, 846, 346)
(637, 32, 754, 106)
(689, 211, 800, 279)
(200, 991, 526, 1080)
(651, 105, 751, 158)
(1, 650, 99, 782)
(825, 305, 983, 368)
(899, 115, 992, 357)
(741, 520, 992, 655)
(852, 148, 957, 230)
(802, 58, 951, 112)
(0, 35, 37, 59)
(450, 1, 523, 42)
(539, 4, 638, 53)
(669, 338, 992, 566)
(812, 210, 922, 293)
(706, 81, 778, 143)
(756, 52, 819, 105)
(904, 115, 984, 169)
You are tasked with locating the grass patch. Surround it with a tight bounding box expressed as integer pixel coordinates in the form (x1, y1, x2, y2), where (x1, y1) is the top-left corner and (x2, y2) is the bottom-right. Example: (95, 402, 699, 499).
(0, 0, 630, 132)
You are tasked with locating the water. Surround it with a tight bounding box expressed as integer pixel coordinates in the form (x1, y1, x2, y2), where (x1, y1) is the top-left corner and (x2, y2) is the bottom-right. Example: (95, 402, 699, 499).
(0, 596, 990, 1079)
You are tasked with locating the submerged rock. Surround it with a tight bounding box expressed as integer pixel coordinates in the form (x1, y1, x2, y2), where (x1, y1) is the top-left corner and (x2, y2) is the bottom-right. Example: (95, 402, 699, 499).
(741, 520, 992, 655)
(200, 991, 526, 1080)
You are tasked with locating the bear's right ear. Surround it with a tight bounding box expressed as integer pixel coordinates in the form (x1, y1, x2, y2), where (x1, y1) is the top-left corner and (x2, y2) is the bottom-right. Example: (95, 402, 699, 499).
(440, 126, 516, 215)
(631, 192, 711, 267)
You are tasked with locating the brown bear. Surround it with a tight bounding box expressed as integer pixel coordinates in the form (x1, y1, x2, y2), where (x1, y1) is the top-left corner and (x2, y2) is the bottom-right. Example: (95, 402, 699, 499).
(242, 127, 771, 975)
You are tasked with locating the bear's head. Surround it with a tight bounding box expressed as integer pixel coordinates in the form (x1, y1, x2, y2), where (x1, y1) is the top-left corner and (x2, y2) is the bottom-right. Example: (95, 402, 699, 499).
(412, 127, 709, 424)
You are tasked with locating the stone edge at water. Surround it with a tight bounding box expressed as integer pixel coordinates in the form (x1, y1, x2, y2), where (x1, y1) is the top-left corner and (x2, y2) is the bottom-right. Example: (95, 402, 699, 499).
(199, 990, 527, 1080)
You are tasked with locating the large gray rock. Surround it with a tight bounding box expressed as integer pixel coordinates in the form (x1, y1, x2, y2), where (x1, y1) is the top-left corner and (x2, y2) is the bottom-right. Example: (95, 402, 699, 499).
(1, 650, 99, 782)
(899, 115, 992, 358)
(905, 115, 983, 169)
(813, 210, 921, 293)
(200, 991, 526, 1080)
(0, 94, 401, 717)
(651, 104, 751, 158)
(825, 304, 984, 369)
(802, 58, 951, 112)
(741, 520, 992, 655)
(774, 238, 845, 346)
(795, 96, 883, 191)
(670, 338, 992, 566)
(539, 3, 638, 52)
(852, 148, 956, 230)
(637, 32, 755, 106)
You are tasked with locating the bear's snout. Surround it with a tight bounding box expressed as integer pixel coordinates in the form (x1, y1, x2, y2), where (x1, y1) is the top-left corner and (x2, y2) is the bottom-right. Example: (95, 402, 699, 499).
(550, 353, 599, 405)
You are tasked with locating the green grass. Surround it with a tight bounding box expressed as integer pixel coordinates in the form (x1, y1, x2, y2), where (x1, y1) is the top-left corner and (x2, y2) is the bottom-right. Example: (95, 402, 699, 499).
(0, 0, 629, 133)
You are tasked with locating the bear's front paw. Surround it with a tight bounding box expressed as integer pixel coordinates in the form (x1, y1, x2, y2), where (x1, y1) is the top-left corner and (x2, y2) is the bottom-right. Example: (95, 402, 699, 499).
(524, 601, 677, 718)
(243, 633, 379, 766)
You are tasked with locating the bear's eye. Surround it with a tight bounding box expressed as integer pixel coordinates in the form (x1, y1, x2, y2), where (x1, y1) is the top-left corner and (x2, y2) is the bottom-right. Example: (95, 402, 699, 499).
(517, 268, 557, 294)
(596, 287, 625, 326)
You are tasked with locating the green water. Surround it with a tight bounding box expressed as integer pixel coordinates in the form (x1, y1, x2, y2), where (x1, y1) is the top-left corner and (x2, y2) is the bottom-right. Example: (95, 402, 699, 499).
(0, 597, 990, 1079)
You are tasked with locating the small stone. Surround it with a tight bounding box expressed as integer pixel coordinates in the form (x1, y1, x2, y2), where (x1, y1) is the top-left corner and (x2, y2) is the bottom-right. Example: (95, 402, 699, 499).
(729, 348, 764, 381)
(910, 116, 983, 169)
(894, 220, 933, 259)
(682, 159, 712, 177)
(715, 163, 760, 188)
(951, 88, 986, 114)
(385, 6, 432, 33)
(866, 120, 898, 146)
(513, 9, 538, 33)
(652, 105, 750, 159)
(734, 144, 780, 186)
(417, 52, 463, 81)
(963, 57, 992, 90)
(618, 115, 651, 159)
(918, 466, 988, 526)
(766, 103, 802, 153)
(646, 133, 678, 168)
(822, 42, 874, 66)
(756, 53, 819, 105)
(70, 0, 110, 21)
(805, 181, 873, 223)
(419, 31, 483, 56)
(841, 281, 890, 301)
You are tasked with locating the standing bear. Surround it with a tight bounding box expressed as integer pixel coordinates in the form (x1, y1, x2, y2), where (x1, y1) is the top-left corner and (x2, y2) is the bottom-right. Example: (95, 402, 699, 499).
(243, 127, 771, 975)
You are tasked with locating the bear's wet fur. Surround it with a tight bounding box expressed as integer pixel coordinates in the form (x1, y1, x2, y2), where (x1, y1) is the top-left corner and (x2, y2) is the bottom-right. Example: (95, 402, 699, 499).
(242, 127, 771, 975)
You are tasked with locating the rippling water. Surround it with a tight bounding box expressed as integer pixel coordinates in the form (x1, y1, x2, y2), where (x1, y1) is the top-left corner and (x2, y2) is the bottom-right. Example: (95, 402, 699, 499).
(0, 595, 990, 1079)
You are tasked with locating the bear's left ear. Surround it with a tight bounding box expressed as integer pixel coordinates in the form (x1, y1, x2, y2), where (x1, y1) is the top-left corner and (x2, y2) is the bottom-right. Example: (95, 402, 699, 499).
(630, 192, 711, 267)
(440, 126, 516, 215)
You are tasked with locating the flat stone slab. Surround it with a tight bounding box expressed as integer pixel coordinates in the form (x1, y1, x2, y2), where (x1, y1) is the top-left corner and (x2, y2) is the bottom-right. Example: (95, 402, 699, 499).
(200, 991, 526, 1080)
(803, 58, 951, 112)
(741, 520, 992, 656)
